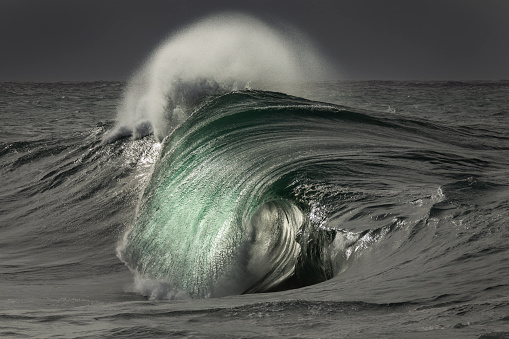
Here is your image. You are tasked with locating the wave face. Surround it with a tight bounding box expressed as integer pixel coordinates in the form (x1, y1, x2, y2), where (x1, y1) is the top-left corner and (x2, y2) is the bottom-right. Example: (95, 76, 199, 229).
(104, 13, 335, 143)
(117, 91, 349, 297)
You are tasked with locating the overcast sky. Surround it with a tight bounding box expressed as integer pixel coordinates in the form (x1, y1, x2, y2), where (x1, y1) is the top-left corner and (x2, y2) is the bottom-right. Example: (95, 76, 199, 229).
(1, 0, 508, 81)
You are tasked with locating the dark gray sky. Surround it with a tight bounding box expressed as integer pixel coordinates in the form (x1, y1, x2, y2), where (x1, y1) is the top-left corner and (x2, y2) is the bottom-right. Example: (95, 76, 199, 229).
(1, 0, 508, 81)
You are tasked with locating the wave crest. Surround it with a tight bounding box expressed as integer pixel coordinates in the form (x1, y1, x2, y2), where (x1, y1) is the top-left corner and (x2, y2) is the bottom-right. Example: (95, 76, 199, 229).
(103, 13, 336, 143)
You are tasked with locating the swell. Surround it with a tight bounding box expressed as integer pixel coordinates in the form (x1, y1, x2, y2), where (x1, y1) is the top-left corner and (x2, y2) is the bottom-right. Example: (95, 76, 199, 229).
(0, 119, 160, 283)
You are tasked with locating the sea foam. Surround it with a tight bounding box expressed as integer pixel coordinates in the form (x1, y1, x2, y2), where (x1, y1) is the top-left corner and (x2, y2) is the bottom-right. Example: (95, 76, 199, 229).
(103, 13, 336, 143)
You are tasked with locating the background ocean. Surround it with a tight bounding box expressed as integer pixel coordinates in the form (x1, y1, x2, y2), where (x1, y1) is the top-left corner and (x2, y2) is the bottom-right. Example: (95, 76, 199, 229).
(1, 80, 509, 338)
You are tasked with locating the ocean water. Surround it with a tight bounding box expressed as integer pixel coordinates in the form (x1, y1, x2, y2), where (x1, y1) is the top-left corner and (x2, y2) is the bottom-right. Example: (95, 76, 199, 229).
(1, 12, 509, 338)
(1, 79, 509, 338)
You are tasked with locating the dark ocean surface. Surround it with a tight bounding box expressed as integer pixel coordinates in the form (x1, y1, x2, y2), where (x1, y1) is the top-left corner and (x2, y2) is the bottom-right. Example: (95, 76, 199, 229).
(1, 80, 509, 338)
